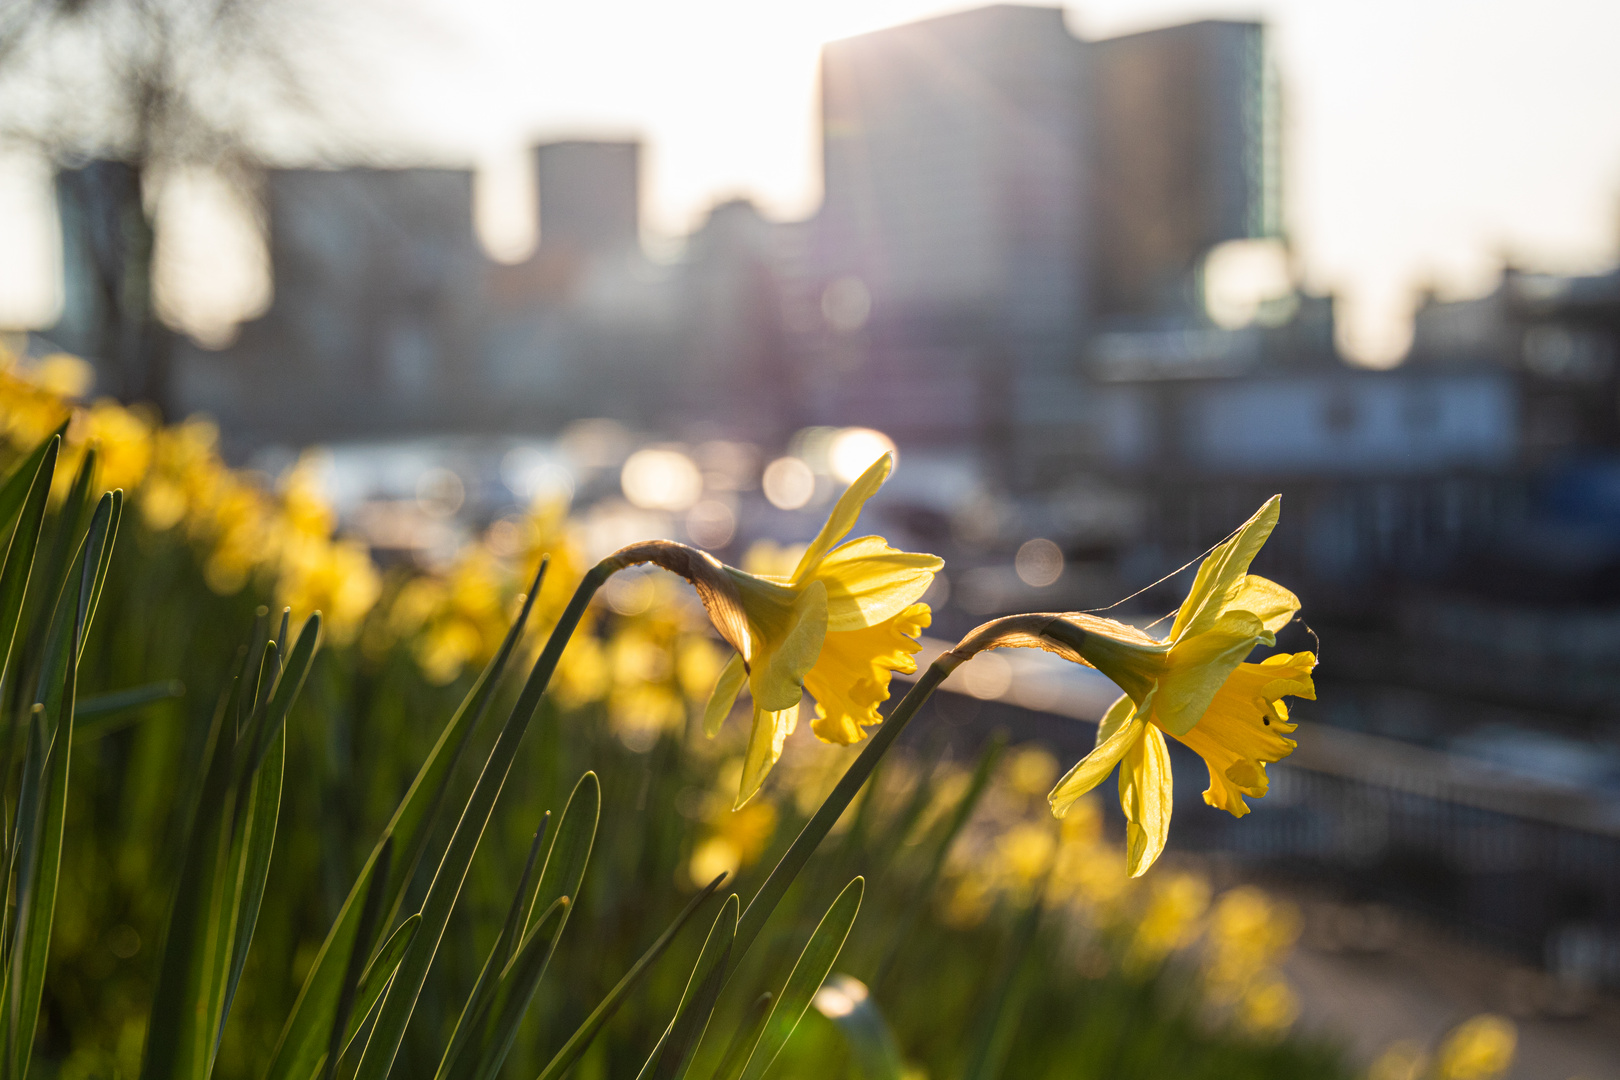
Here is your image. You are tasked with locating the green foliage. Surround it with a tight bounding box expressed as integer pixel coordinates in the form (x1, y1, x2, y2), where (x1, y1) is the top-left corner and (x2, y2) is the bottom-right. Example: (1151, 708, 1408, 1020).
(0, 426, 1353, 1080)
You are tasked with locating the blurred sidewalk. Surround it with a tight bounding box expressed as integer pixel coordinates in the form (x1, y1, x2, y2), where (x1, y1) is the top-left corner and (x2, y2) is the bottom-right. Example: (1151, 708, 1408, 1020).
(1279, 891, 1620, 1080)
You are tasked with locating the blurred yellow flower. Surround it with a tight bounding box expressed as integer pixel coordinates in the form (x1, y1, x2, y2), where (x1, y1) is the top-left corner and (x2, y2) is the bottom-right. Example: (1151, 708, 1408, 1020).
(1237, 973, 1300, 1036)
(1433, 1015, 1516, 1080)
(1368, 1040, 1429, 1080)
(32, 353, 92, 398)
(1204, 887, 1302, 995)
(554, 632, 610, 708)
(997, 822, 1057, 886)
(1126, 872, 1209, 971)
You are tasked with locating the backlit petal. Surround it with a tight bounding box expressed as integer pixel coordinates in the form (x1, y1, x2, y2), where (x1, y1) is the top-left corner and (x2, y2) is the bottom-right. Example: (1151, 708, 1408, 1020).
(1167, 652, 1314, 817)
(1169, 495, 1280, 644)
(702, 652, 747, 737)
(1225, 574, 1300, 633)
(1094, 691, 1134, 748)
(1120, 722, 1173, 878)
(737, 703, 799, 808)
(1049, 691, 1151, 817)
(749, 579, 827, 711)
(804, 603, 929, 745)
(791, 452, 892, 582)
(811, 535, 942, 632)
(1155, 610, 1267, 736)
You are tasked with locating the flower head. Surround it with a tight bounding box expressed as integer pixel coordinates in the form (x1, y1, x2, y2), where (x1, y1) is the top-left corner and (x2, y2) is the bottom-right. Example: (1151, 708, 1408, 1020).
(605, 453, 942, 806)
(948, 496, 1314, 876)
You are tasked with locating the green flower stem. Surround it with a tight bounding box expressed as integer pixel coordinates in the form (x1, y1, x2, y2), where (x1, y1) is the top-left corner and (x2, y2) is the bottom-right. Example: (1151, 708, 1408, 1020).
(730, 655, 960, 974)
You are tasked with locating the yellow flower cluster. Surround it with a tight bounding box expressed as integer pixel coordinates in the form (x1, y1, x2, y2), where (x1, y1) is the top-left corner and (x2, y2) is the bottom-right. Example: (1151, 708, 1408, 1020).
(0, 345, 380, 642)
(931, 745, 1306, 1039)
(1368, 1015, 1517, 1080)
(0, 344, 728, 695)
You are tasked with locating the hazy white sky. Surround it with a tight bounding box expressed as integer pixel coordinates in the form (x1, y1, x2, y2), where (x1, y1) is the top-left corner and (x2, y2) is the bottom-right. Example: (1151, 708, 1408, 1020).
(3, 0, 1619, 363)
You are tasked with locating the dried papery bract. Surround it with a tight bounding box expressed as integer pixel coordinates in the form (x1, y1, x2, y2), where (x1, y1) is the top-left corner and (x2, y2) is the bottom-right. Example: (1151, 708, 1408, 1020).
(606, 540, 754, 662)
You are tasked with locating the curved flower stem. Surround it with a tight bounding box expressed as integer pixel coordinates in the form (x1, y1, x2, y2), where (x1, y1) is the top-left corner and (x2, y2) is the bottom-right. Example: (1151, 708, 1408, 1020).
(730, 653, 962, 975)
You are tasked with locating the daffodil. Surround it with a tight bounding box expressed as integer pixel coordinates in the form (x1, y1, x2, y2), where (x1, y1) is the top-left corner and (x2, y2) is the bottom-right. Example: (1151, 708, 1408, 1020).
(948, 496, 1315, 876)
(605, 453, 941, 806)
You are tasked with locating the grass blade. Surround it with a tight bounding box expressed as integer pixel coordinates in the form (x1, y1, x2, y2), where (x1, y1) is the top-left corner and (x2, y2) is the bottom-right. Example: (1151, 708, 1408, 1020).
(460, 897, 571, 1080)
(239, 614, 321, 783)
(709, 993, 772, 1080)
(0, 436, 56, 697)
(0, 424, 64, 534)
(736, 877, 864, 1080)
(263, 560, 550, 1080)
(218, 722, 286, 1047)
(76, 679, 187, 720)
(645, 894, 738, 1080)
(436, 815, 551, 1080)
(335, 912, 420, 1064)
(8, 492, 113, 1080)
(324, 840, 393, 1080)
(526, 772, 599, 939)
(354, 564, 610, 1080)
(533, 873, 726, 1080)
(4, 707, 49, 1077)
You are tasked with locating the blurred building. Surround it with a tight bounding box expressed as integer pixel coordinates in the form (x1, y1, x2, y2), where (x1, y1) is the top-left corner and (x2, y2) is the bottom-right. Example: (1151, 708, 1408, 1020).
(1090, 20, 1279, 319)
(533, 140, 642, 264)
(175, 168, 485, 446)
(482, 139, 674, 431)
(809, 5, 1090, 455)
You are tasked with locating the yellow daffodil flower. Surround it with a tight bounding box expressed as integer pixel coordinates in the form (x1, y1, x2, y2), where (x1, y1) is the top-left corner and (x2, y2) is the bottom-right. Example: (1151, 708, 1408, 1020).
(606, 452, 942, 806)
(948, 496, 1315, 877)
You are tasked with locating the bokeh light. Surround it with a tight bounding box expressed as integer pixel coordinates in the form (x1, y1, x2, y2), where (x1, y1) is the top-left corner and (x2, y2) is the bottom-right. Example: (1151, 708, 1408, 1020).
(416, 467, 465, 519)
(762, 456, 815, 510)
(686, 499, 736, 549)
(620, 448, 702, 511)
(821, 276, 871, 332)
(827, 427, 895, 484)
(1015, 538, 1064, 587)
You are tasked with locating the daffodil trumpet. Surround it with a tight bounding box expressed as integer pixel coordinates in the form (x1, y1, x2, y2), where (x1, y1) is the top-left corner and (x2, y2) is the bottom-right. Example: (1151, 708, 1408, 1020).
(601, 452, 942, 808)
(944, 496, 1316, 878)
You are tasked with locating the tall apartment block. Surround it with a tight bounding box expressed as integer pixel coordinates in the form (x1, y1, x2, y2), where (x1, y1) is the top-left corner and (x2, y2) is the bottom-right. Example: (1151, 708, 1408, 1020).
(1090, 19, 1279, 319)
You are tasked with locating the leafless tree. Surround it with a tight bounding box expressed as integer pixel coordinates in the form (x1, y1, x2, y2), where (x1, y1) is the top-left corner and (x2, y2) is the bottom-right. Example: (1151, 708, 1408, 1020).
(0, 0, 340, 413)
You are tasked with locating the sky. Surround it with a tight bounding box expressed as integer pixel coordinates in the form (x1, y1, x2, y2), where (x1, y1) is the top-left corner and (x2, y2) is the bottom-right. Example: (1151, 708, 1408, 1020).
(2, 0, 1619, 364)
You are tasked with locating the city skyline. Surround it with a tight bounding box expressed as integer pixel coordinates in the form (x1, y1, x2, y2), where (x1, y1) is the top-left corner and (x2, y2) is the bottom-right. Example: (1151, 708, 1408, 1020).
(0, 0, 1617, 366)
(453, 0, 1620, 367)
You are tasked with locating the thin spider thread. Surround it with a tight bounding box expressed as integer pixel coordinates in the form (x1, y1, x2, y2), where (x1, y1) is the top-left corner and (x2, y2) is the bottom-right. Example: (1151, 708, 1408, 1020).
(1076, 520, 1244, 617)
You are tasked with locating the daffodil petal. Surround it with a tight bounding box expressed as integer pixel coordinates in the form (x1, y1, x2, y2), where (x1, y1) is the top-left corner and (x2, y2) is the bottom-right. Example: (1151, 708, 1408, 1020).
(750, 578, 827, 711)
(737, 703, 798, 808)
(1169, 495, 1280, 644)
(1171, 652, 1313, 817)
(804, 603, 929, 745)
(1094, 691, 1134, 748)
(812, 535, 942, 632)
(702, 652, 747, 737)
(1226, 574, 1300, 633)
(1121, 722, 1172, 878)
(1156, 610, 1267, 736)
(1049, 694, 1149, 817)
(791, 452, 892, 582)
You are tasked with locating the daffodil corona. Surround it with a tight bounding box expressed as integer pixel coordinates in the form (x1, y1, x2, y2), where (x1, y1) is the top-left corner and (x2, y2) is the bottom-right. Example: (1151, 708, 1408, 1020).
(947, 496, 1315, 877)
(604, 453, 942, 806)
